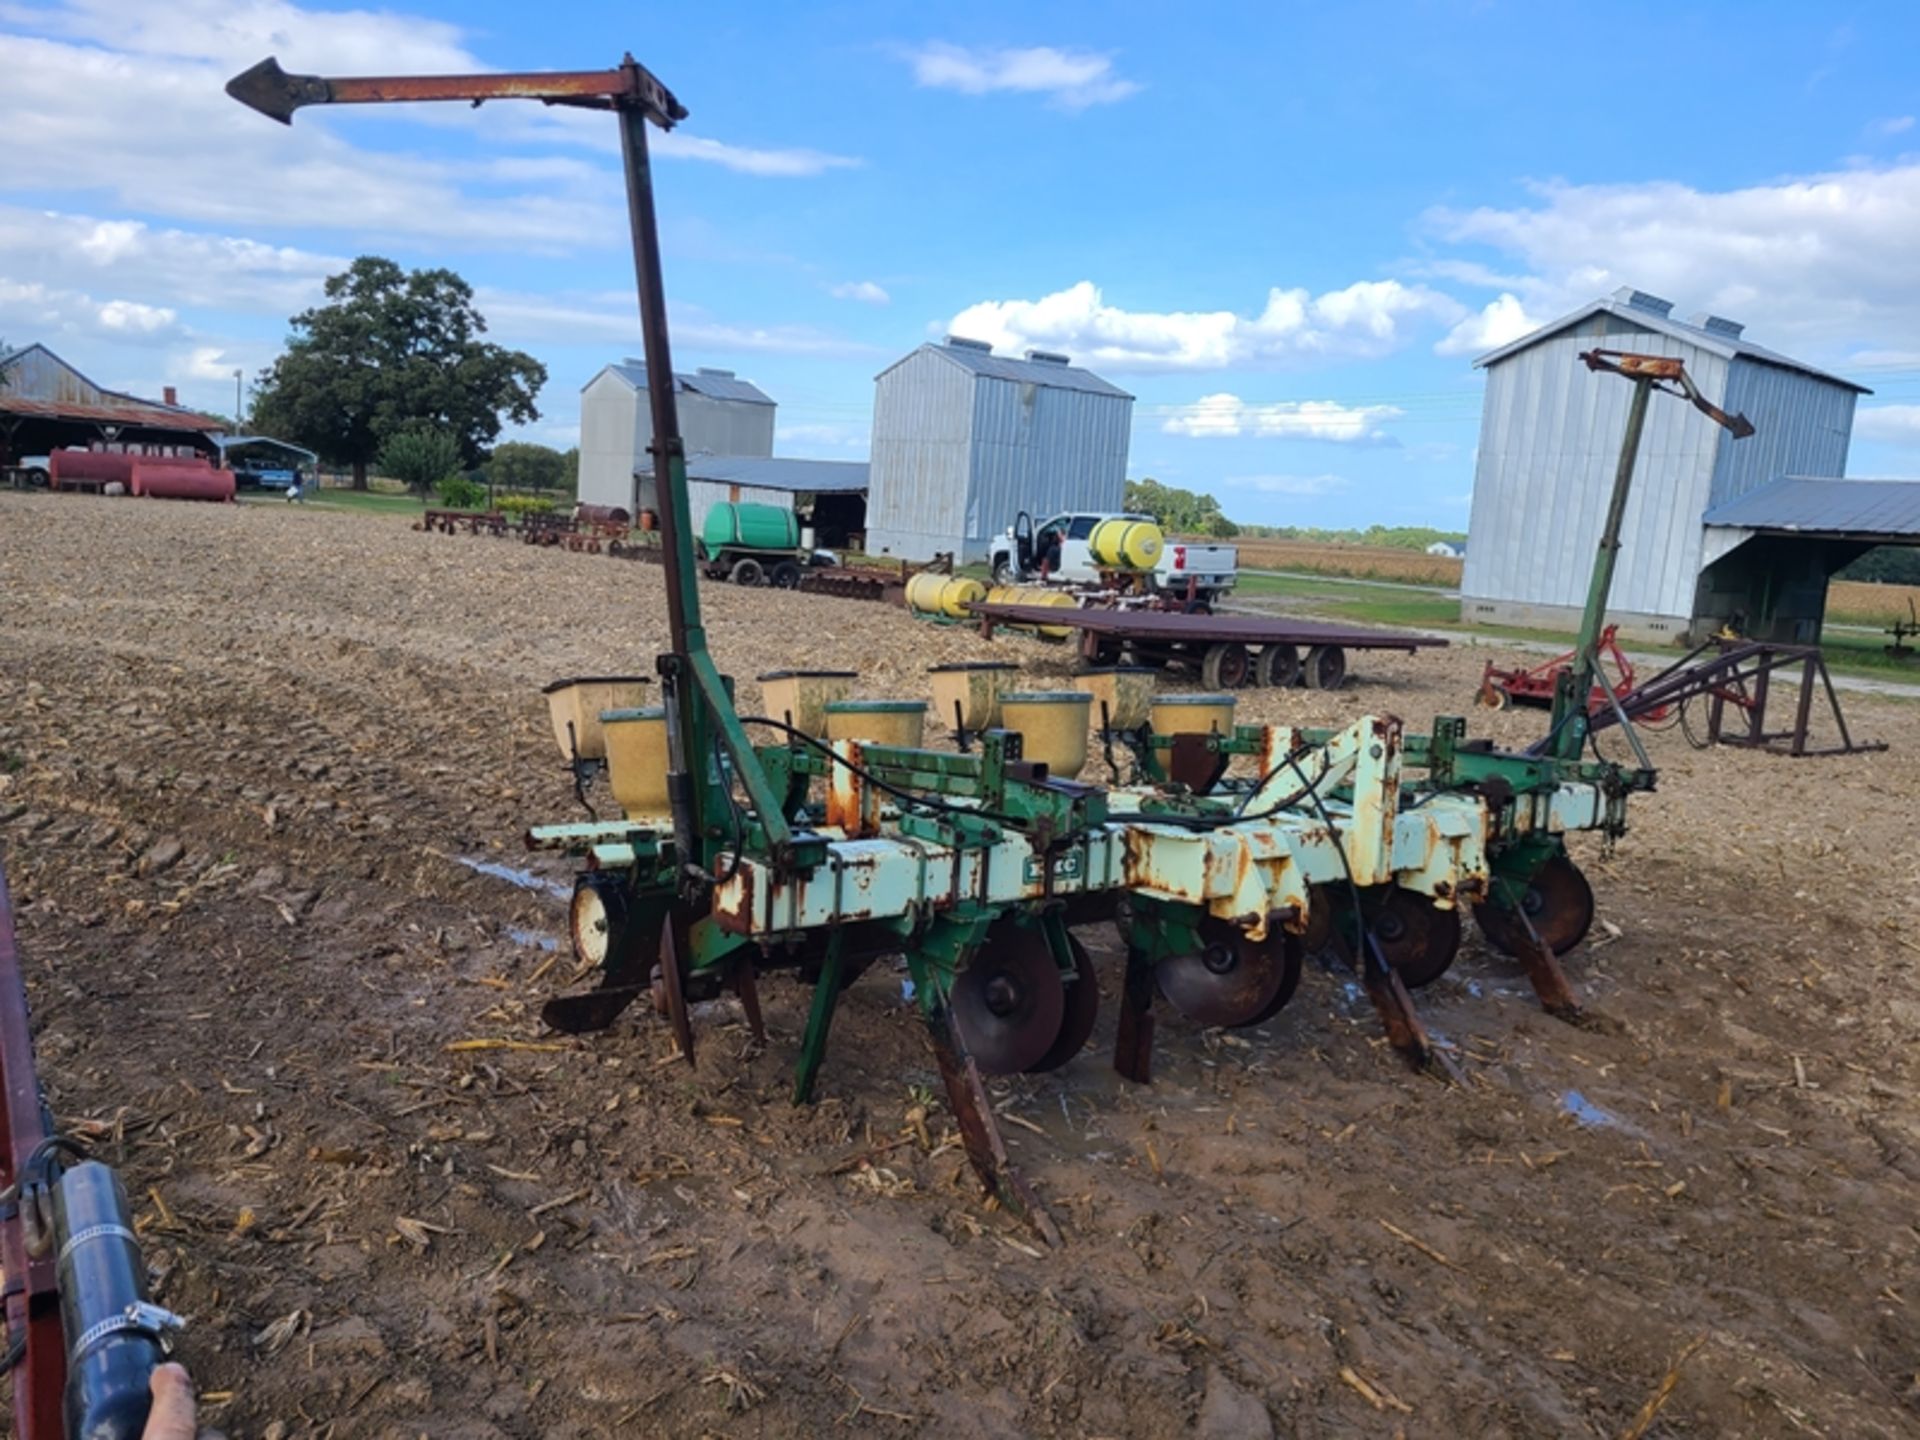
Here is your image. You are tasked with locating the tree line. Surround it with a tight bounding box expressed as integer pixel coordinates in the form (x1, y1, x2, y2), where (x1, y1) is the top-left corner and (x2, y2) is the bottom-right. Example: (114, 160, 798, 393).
(1124, 477, 1466, 550)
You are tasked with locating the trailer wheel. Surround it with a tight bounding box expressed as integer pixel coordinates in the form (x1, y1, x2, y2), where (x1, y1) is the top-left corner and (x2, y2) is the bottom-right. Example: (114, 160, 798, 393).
(1182, 597, 1213, 616)
(1478, 682, 1510, 710)
(1303, 644, 1347, 691)
(730, 557, 765, 586)
(1255, 643, 1300, 688)
(770, 560, 803, 589)
(1201, 642, 1252, 690)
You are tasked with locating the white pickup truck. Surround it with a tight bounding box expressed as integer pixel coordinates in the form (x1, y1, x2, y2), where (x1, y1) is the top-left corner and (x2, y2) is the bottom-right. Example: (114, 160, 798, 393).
(988, 510, 1238, 607)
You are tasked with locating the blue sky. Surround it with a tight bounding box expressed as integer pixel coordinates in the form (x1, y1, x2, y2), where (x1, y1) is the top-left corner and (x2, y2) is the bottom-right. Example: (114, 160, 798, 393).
(3, 0, 1918, 527)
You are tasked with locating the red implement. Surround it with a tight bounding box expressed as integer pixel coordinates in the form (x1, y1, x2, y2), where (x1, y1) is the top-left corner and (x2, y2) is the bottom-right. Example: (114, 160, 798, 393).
(1478, 624, 1670, 721)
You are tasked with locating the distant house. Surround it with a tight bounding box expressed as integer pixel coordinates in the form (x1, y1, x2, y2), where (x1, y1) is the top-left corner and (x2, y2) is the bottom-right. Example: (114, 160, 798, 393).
(1425, 541, 1464, 559)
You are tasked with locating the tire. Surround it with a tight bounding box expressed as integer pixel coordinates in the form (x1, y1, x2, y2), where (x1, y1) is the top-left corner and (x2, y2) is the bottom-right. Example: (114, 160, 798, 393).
(730, 557, 765, 586)
(1255, 643, 1300, 689)
(1303, 644, 1347, 691)
(770, 560, 803, 589)
(1182, 597, 1213, 616)
(991, 558, 1015, 586)
(1201, 642, 1252, 690)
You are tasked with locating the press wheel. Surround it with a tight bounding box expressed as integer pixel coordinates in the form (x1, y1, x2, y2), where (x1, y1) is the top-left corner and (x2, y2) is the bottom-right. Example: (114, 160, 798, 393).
(1027, 933, 1100, 1072)
(951, 923, 1066, 1076)
(568, 871, 628, 969)
(1474, 854, 1594, 958)
(1156, 918, 1290, 1028)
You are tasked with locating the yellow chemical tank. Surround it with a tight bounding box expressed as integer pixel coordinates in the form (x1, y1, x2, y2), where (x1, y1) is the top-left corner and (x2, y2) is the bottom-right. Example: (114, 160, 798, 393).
(1149, 692, 1237, 737)
(757, 670, 856, 739)
(928, 661, 1019, 733)
(906, 572, 986, 619)
(999, 690, 1093, 780)
(1090, 518, 1165, 571)
(541, 676, 650, 763)
(984, 584, 1077, 639)
(824, 699, 928, 749)
(600, 707, 670, 818)
(1074, 666, 1157, 731)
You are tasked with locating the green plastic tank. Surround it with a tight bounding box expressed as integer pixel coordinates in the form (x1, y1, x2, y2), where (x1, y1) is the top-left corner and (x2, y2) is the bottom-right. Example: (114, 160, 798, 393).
(702, 501, 799, 553)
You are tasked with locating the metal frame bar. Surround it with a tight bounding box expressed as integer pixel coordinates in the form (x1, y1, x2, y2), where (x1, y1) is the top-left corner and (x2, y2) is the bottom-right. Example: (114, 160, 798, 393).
(0, 862, 67, 1440)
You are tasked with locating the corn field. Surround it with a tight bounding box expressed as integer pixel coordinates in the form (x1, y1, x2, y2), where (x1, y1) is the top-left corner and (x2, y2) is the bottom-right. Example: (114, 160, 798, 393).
(1218, 538, 1466, 586)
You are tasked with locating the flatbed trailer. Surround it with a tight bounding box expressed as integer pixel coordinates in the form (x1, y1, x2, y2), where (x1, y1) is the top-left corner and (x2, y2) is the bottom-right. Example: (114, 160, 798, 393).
(971, 601, 1446, 689)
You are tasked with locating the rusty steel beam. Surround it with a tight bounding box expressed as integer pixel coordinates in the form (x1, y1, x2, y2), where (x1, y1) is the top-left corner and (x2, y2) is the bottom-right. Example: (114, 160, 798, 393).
(0, 863, 67, 1440)
(225, 54, 686, 125)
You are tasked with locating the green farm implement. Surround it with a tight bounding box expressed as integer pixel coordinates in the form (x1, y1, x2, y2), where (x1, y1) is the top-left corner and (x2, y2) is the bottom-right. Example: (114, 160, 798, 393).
(230, 53, 1752, 1244)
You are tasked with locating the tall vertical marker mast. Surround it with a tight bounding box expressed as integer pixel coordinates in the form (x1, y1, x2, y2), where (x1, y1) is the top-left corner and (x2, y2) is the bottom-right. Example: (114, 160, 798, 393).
(1552, 350, 1754, 763)
(226, 54, 797, 871)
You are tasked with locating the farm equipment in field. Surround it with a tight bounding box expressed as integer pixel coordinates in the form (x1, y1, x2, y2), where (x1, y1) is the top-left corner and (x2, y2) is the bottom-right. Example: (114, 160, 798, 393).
(1477, 624, 1669, 720)
(229, 55, 1752, 1244)
(0, 863, 186, 1439)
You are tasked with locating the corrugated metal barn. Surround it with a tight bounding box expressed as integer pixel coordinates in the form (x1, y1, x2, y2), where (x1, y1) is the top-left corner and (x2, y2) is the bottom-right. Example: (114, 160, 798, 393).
(865, 337, 1134, 562)
(0, 343, 220, 465)
(578, 363, 775, 516)
(1460, 288, 1872, 643)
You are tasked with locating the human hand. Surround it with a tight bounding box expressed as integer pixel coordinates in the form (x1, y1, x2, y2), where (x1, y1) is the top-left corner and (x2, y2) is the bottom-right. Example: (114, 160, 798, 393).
(143, 1363, 197, 1440)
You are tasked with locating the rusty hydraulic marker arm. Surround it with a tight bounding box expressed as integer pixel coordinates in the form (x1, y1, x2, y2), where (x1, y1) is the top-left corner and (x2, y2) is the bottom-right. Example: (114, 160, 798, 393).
(234, 56, 1672, 1247)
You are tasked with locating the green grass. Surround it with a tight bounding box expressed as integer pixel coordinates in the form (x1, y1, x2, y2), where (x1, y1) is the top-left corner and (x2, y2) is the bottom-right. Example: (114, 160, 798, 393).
(1236, 570, 1919, 685)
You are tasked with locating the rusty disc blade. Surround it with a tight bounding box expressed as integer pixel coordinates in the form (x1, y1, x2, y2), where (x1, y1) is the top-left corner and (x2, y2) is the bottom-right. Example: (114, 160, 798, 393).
(1028, 933, 1100, 1073)
(1243, 931, 1305, 1026)
(1369, 889, 1463, 990)
(1156, 920, 1288, 1028)
(1474, 854, 1594, 959)
(951, 927, 1065, 1076)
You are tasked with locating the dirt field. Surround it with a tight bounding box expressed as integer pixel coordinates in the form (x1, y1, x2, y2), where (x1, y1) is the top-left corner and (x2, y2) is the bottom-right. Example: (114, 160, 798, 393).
(3, 492, 1918, 1439)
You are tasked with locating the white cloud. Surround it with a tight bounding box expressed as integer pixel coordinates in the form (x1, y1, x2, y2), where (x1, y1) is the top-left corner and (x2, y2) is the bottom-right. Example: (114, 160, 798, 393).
(1435, 292, 1540, 356)
(653, 133, 862, 179)
(0, 277, 186, 346)
(1161, 395, 1401, 443)
(900, 42, 1140, 109)
(471, 288, 879, 359)
(1219, 474, 1349, 497)
(948, 280, 1463, 373)
(1424, 164, 1920, 358)
(0, 1, 860, 255)
(829, 281, 891, 305)
(1867, 115, 1915, 137)
(1855, 405, 1920, 444)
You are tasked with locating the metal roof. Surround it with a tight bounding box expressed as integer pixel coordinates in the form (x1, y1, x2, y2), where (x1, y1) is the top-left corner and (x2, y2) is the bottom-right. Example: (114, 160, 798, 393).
(685, 454, 868, 494)
(877, 340, 1133, 399)
(1473, 289, 1870, 394)
(595, 362, 774, 406)
(0, 394, 224, 431)
(1702, 476, 1920, 538)
(212, 434, 319, 462)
